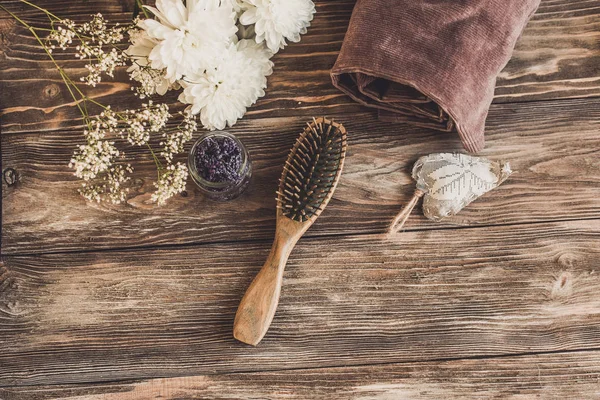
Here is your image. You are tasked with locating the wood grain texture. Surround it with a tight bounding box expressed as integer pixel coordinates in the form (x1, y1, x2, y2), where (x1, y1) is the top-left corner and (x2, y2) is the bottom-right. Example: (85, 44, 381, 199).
(0, 0, 599, 396)
(0, 0, 135, 18)
(1, 0, 599, 133)
(0, 220, 599, 385)
(2, 350, 600, 399)
(2, 98, 599, 255)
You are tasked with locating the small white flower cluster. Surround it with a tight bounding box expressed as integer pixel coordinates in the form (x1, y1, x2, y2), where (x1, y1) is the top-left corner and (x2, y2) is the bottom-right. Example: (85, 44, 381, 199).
(43, 0, 315, 206)
(76, 14, 129, 86)
(161, 112, 198, 163)
(81, 47, 124, 86)
(151, 162, 189, 206)
(69, 138, 121, 181)
(46, 21, 76, 50)
(78, 13, 125, 44)
(79, 164, 133, 204)
(69, 111, 119, 180)
(47, 14, 128, 87)
(121, 101, 170, 146)
(68, 110, 132, 204)
(128, 0, 315, 130)
(68, 102, 197, 205)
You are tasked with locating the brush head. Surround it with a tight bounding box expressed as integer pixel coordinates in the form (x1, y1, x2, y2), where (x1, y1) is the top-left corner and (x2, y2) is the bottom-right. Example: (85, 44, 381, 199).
(276, 117, 348, 223)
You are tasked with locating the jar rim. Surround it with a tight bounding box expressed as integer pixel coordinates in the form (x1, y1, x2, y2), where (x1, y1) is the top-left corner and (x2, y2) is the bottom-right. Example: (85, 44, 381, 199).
(187, 131, 250, 189)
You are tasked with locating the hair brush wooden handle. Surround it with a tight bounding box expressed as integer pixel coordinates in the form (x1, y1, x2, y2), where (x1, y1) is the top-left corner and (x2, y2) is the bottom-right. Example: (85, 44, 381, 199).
(233, 217, 307, 346)
(234, 117, 347, 346)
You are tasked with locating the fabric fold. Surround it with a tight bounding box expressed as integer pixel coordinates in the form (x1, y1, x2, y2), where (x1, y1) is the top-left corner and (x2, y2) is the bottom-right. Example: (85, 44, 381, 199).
(331, 0, 540, 152)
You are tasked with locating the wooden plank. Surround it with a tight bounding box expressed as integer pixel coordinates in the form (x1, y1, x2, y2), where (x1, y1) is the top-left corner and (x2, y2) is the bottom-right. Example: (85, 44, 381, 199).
(0, 220, 598, 385)
(1, 350, 600, 399)
(498, 0, 600, 102)
(0, 0, 134, 18)
(0, 2, 354, 133)
(1, 0, 599, 134)
(3, 98, 600, 254)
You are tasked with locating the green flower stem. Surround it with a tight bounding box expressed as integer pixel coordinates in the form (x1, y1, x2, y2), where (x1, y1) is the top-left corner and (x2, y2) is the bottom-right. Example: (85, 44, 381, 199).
(136, 0, 150, 19)
(147, 143, 163, 179)
(0, 5, 88, 118)
(1, 0, 166, 180)
(18, 0, 62, 21)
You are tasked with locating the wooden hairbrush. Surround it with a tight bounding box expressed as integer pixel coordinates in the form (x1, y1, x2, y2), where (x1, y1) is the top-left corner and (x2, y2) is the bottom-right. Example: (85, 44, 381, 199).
(233, 117, 348, 346)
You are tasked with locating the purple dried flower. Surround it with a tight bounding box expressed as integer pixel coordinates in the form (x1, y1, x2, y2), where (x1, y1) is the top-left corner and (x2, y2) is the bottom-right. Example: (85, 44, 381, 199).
(194, 136, 243, 183)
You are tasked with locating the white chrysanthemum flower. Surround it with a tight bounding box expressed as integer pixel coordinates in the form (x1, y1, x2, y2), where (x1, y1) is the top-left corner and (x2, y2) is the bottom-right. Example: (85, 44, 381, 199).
(239, 0, 315, 53)
(203, 0, 245, 12)
(138, 0, 238, 82)
(125, 30, 173, 96)
(236, 36, 273, 75)
(178, 39, 273, 130)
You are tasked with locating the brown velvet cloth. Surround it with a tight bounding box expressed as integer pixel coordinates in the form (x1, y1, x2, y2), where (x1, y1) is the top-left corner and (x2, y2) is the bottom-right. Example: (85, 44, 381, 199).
(331, 0, 540, 152)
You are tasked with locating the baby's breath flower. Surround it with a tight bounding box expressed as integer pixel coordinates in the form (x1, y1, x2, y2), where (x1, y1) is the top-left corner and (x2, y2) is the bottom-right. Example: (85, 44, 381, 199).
(78, 14, 125, 45)
(69, 139, 120, 181)
(121, 102, 170, 146)
(46, 21, 76, 50)
(48, 13, 128, 87)
(151, 162, 188, 205)
(128, 64, 175, 98)
(125, 28, 177, 98)
(86, 107, 119, 138)
(160, 112, 198, 163)
(81, 47, 126, 87)
(69, 109, 124, 181)
(79, 164, 133, 204)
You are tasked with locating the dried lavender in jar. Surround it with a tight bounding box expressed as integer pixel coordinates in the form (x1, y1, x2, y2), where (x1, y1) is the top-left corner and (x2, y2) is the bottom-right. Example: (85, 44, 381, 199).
(188, 132, 252, 200)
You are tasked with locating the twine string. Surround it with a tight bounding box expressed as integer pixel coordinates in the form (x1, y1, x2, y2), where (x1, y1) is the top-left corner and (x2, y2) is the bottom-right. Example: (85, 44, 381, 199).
(387, 189, 425, 235)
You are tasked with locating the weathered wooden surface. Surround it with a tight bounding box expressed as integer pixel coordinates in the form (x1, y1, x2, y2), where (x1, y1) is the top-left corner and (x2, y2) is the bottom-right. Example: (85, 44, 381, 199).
(2, 350, 600, 400)
(0, 0, 134, 18)
(1, 0, 600, 397)
(1, 220, 598, 385)
(3, 99, 600, 255)
(1, 0, 599, 134)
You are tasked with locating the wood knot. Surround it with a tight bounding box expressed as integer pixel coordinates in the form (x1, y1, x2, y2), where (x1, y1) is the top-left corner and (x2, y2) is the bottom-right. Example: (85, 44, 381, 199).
(557, 252, 580, 268)
(550, 271, 573, 299)
(0, 263, 21, 316)
(0, 19, 15, 53)
(43, 83, 61, 99)
(3, 167, 18, 186)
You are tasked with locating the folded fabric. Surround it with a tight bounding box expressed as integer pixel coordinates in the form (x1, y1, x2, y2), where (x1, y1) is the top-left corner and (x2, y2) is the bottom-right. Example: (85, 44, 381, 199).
(331, 0, 540, 152)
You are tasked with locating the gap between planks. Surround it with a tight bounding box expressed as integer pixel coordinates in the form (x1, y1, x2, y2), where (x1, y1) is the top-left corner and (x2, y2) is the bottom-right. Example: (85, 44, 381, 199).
(0, 219, 598, 386)
(1, 93, 600, 141)
(3, 345, 600, 390)
(3, 97, 600, 254)
(2, 0, 600, 134)
(2, 215, 600, 259)
(0, 348, 600, 398)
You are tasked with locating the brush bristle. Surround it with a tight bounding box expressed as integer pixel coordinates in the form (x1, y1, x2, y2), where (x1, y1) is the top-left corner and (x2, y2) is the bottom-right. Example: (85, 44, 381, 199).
(276, 117, 347, 222)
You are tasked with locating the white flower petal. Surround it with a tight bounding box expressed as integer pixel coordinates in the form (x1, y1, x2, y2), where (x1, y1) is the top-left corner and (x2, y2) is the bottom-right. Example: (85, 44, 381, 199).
(136, 0, 237, 82)
(156, 0, 187, 27)
(143, 6, 174, 29)
(138, 18, 173, 40)
(178, 41, 272, 130)
(238, 0, 315, 54)
(239, 7, 257, 25)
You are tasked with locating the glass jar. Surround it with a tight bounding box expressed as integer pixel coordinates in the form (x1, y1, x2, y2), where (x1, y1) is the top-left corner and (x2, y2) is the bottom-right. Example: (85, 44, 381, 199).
(187, 131, 252, 201)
